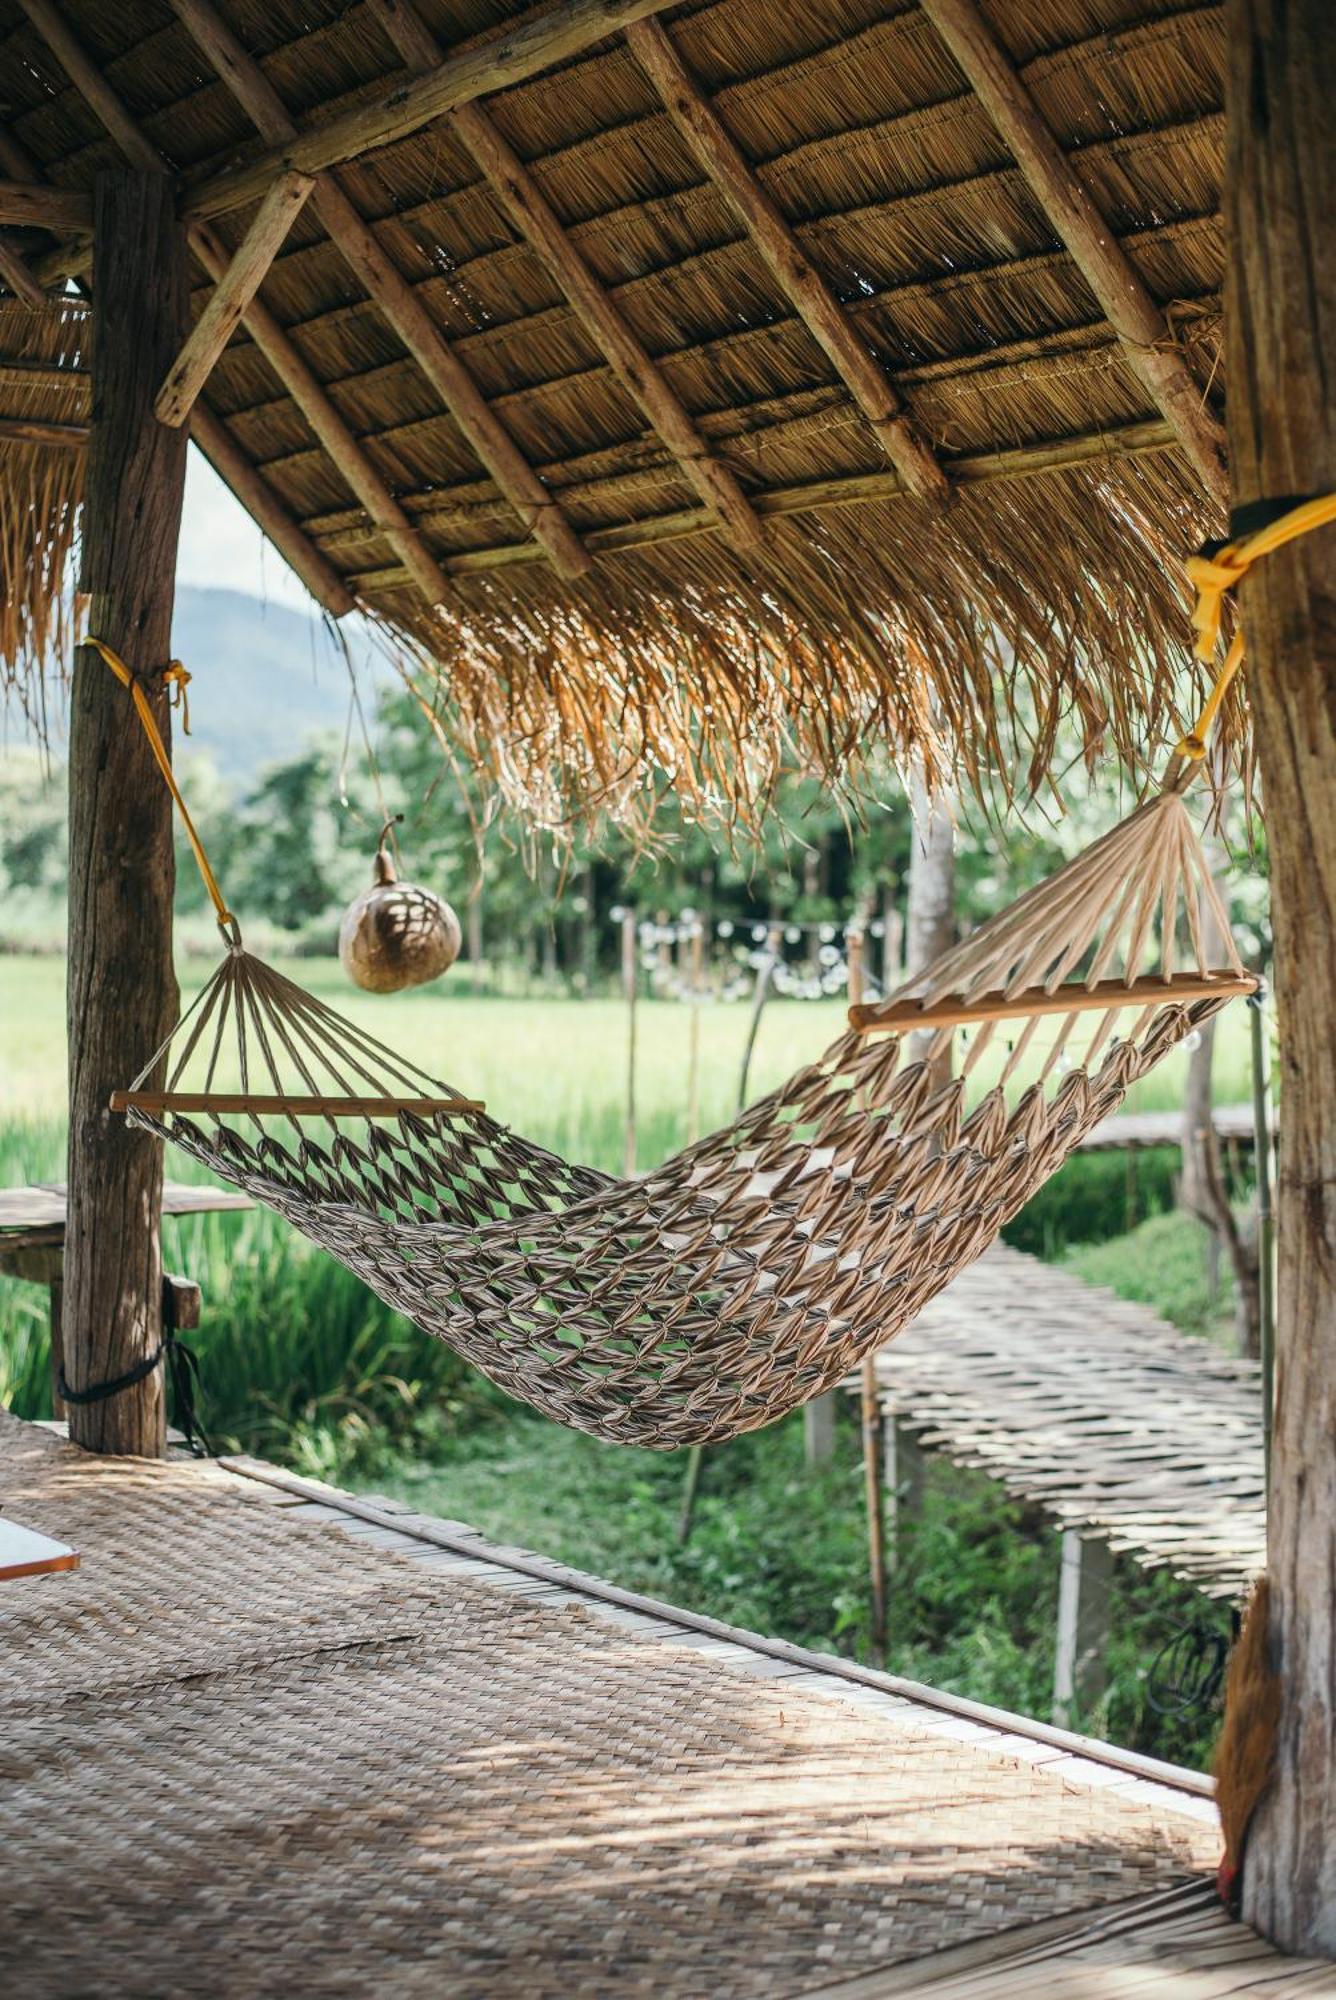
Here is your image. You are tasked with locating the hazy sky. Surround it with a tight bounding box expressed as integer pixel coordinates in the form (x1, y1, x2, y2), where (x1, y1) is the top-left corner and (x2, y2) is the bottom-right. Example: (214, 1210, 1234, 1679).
(177, 445, 314, 612)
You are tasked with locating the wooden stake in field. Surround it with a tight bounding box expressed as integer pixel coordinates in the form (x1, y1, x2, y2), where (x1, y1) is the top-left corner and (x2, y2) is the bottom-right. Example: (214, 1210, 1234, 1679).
(684, 917, 704, 1148)
(850, 929, 889, 1665)
(620, 909, 638, 1179)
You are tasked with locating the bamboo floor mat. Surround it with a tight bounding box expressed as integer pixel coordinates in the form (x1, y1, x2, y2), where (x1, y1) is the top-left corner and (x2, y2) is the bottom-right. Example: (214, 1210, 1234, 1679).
(1, 1413, 1219, 1998)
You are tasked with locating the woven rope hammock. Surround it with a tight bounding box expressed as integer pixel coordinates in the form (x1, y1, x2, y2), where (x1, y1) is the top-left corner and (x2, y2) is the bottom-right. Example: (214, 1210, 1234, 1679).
(112, 773, 1253, 1447)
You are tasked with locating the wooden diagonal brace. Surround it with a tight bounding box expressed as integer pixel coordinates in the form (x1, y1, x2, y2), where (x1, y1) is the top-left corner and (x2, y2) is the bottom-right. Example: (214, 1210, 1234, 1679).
(178, 0, 686, 223)
(155, 169, 314, 427)
(18, 0, 452, 614)
(627, 17, 949, 508)
(167, 0, 589, 579)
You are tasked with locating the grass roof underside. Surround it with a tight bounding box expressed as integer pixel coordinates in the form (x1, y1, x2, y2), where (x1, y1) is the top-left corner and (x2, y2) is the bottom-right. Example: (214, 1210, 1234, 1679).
(0, 0, 1237, 829)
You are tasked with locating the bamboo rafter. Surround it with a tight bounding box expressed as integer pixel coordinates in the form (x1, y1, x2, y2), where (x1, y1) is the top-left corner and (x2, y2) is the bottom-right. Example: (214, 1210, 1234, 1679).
(626, 17, 950, 507)
(366, 0, 768, 564)
(918, 0, 1229, 512)
(166, 0, 590, 581)
(155, 170, 315, 428)
(16, 0, 454, 617)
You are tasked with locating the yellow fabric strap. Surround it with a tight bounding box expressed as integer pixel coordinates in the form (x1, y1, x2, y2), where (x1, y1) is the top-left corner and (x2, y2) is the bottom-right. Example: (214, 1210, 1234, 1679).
(86, 637, 235, 930)
(1179, 491, 1336, 759)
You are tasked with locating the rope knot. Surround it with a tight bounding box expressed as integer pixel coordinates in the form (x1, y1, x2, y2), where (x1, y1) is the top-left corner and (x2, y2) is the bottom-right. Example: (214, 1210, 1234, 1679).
(1185, 549, 1249, 663)
(163, 660, 192, 734)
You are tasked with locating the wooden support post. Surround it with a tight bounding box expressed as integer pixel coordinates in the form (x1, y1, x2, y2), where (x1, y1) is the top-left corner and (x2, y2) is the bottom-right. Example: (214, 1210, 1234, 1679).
(155, 169, 315, 428)
(627, 18, 948, 506)
(919, 0, 1228, 513)
(1052, 1529, 1113, 1727)
(884, 1411, 925, 1570)
(803, 1394, 837, 1466)
(65, 170, 189, 1456)
(1226, 0, 1336, 1953)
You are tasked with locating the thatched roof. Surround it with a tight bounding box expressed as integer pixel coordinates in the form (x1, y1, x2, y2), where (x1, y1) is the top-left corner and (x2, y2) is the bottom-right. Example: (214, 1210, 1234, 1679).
(0, 0, 1233, 824)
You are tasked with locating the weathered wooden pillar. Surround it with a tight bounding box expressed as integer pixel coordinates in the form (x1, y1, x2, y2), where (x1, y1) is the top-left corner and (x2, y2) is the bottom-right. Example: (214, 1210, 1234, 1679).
(64, 171, 189, 1455)
(1226, 0, 1336, 1954)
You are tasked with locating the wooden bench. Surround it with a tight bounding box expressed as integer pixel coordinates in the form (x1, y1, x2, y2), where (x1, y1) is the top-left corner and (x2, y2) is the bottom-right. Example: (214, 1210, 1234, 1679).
(0, 1182, 252, 1415)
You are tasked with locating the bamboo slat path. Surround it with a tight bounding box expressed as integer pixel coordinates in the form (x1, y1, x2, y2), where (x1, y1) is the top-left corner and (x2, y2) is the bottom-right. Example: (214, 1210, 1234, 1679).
(1077, 1102, 1266, 1153)
(5, 1407, 1283, 1999)
(853, 1245, 1265, 1601)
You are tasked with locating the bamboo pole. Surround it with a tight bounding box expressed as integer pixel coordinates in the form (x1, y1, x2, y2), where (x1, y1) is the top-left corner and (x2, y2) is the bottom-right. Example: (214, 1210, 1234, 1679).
(621, 909, 638, 1178)
(180, 0, 685, 223)
(627, 18, 949, 507)
(685, 919, 704, 1146)
(0, 415, 85, 447)
(154, 170, 315, 428)
(919, 0, 1229, 513)
(166, 0, 589, 578)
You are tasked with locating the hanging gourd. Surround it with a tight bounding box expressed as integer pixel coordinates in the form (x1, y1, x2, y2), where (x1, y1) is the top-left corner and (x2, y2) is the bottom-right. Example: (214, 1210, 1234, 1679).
(339, 817, 461, 993)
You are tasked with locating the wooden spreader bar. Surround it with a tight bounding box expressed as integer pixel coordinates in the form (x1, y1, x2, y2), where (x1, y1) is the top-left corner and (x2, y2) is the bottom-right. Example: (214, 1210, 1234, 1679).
(110, 1090, 484, 1119)
(848, 970, 1258, 1036)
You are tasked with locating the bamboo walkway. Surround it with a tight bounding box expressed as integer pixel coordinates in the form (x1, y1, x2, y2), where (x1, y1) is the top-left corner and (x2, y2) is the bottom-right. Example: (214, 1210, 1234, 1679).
(4, 1408, 1316, 1997)
(862, 1246, 1265, 1600)
(1077, 1103, 1264, 1152)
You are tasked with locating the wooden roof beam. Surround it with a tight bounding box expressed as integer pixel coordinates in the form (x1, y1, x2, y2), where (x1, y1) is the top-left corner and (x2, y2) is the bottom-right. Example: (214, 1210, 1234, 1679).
(0, 413, 86, 445)
(0, 232, 46, 306)
(167, 0, 589, 580)
(0, 179, 90, 231)
(17, 0, 453, 614)
(344, 417, 1179, 589)
(190, 404, 357, 620)
(180, 0, 685, 223)
(156, 169, 314, 427)
(919, 0, 1229, 512)
(626, 18, 949, 508)
(365, 0, 768, 565)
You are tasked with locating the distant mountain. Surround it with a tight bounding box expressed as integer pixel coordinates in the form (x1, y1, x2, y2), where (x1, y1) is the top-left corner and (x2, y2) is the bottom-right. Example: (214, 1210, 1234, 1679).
(171, 587, 389, 789)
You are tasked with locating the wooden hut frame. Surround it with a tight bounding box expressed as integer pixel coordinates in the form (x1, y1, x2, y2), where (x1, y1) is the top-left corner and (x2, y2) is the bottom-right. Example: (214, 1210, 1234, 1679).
(0, 0, 1332, 1956)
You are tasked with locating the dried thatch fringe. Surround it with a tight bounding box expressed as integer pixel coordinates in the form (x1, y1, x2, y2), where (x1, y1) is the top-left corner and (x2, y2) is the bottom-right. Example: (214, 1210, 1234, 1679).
(375, 444, 1239, 836)
(0, 299, 86, 722)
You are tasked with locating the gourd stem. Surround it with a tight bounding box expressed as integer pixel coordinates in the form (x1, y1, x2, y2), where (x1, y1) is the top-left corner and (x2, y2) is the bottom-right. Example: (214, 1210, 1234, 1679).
(374, 814, 403, 886)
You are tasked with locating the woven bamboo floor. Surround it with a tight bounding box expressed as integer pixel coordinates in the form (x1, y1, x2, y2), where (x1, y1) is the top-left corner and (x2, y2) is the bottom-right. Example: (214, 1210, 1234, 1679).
(0, 1409, 1233, 2000)
(859, 1246, 1265, 1599)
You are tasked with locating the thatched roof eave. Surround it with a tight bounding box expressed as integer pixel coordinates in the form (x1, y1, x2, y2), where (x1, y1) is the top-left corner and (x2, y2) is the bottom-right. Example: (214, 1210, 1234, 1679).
(0, 0, 1237, 827)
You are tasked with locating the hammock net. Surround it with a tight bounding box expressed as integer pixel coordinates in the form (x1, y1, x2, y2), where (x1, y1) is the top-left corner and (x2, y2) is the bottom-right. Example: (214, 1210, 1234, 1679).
(117, 783, 1250, 1447)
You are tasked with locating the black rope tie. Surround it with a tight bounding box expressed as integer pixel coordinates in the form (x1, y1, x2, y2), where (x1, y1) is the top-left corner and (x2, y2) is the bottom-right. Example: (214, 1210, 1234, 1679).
(60, 1332, 207, 1456)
